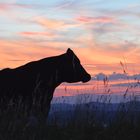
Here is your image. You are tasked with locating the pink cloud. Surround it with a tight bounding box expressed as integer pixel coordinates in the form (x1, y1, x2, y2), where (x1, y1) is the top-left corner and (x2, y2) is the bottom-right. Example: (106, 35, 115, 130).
(0, 4, 9, 10)
(20, 31, 57, 37)
(0, 3, 41, 11)
(34, 17, 82, 31)
(76, 16, 115, 24)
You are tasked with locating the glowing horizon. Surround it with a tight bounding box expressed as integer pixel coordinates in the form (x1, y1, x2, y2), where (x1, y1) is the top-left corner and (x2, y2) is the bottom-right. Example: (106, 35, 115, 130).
(0, 0, 140, 75)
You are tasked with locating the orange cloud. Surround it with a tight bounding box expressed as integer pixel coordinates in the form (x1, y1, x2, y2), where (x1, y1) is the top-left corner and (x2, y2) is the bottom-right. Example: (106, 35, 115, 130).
(35, 18, 66, 30)
(0, 39, 63, 69)
(34, 17, 83, 31)
(67, 34, 140, 75)
(0, 35, 140, 75)
(73, 47, 140, 75)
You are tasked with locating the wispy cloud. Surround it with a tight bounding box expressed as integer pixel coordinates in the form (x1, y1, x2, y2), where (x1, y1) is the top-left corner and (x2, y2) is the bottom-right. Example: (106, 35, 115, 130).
(20, 31, 57, 38)
(35, 18, 65, 30)
(0, 39, 64, 68)
(0, 36, 140, 75)
(0, 0, 140, 75)
(0, 3, 41, 11)
(34, 17, 81, 31)
(54, 0, 76, 10)
(76, 16, 115, 24)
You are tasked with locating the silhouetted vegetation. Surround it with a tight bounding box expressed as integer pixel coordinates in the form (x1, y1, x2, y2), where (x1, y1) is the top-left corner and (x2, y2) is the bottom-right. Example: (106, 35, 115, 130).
(0, 93, 139, 140)
(0, 58, 139, 140)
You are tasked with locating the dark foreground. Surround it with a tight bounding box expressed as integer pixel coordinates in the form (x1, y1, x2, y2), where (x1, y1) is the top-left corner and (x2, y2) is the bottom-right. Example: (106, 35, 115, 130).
(0, 100, 140, 140)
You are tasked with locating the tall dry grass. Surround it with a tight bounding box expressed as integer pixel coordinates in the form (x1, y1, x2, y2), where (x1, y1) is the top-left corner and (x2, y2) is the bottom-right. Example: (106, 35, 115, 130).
(0, 61, 140, 140)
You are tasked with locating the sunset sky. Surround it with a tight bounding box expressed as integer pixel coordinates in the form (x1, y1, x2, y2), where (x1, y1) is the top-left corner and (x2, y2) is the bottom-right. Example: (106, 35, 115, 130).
(0, 0, 140, 75)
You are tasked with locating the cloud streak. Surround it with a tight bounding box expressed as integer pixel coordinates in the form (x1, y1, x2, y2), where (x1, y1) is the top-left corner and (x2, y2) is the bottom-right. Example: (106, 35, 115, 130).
(0, 35, 140, 75)
(20, 31, 57, 38)
(76, 16, 115, 24)
(0, 3, 41, 11)
(34, 17, 82, 31)
(0, 39, 64, 68)
(54, 0, 77, 10)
